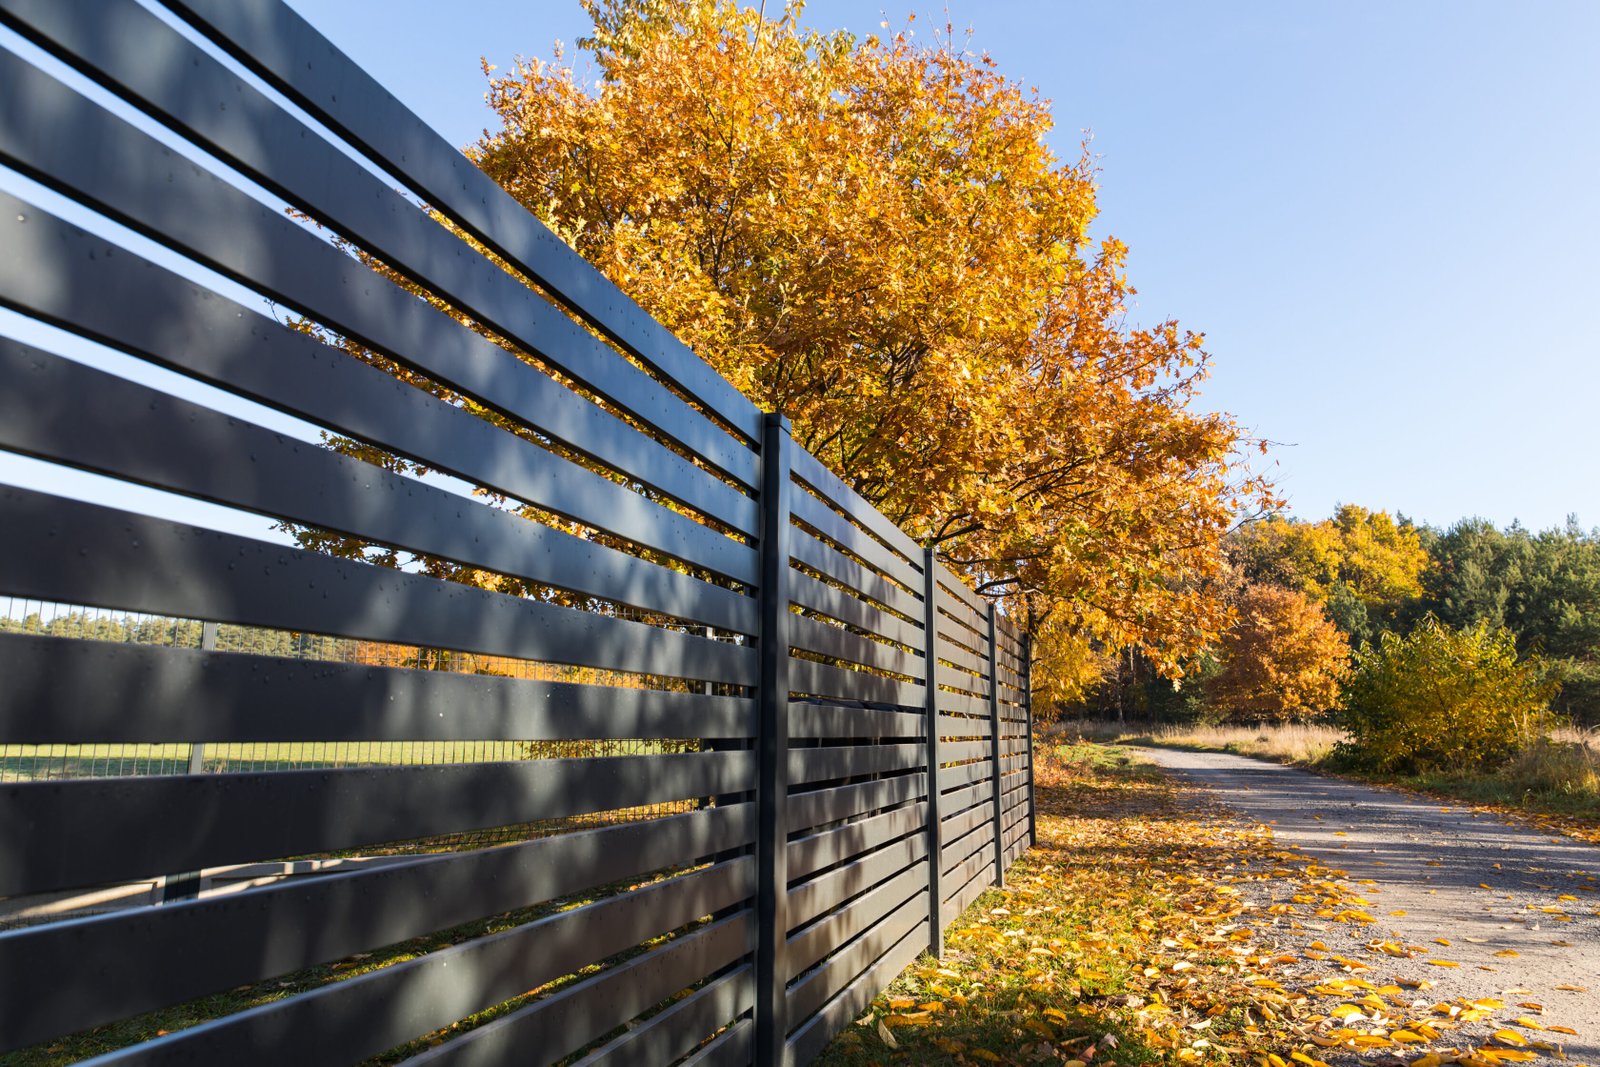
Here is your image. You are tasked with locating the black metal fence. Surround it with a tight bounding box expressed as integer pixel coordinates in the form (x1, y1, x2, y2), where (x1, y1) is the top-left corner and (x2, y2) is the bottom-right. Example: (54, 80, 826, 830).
(0, 1, 1034, 1063)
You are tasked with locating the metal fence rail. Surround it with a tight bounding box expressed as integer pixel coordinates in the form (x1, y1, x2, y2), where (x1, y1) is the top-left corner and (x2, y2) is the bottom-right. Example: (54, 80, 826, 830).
(0, 1, 1035, 1063)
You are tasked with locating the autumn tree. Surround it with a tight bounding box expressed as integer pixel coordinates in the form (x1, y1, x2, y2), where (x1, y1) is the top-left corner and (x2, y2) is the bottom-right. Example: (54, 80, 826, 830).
(1204, 583, 1350, 723)
(1232, 505, 1427, 645)
(471, 0, 1270, 685)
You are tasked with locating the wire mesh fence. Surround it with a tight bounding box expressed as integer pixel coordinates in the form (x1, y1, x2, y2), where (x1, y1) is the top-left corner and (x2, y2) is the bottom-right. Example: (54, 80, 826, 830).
(0, 595, 723, 864)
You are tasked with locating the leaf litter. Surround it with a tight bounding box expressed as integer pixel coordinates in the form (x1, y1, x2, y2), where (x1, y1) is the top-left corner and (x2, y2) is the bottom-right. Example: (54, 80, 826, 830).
(818, 743, 1588, 1067)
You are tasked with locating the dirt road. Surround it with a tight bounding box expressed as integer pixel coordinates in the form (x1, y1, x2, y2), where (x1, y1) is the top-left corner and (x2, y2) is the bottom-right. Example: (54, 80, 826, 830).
(1138, 746, 1600, 1062)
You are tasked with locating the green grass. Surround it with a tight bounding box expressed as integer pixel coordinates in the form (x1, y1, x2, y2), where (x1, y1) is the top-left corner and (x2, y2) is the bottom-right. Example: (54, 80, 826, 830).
(0, 739, 690, 782)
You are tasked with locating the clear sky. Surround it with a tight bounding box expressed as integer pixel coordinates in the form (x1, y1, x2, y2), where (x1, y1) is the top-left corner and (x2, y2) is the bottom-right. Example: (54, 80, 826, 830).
(271, 0, 1600, 533)
(2, 2, 1596, 535)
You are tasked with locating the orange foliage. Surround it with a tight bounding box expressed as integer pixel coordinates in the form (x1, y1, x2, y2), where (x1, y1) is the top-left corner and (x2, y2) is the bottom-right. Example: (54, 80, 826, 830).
(1206, 584, 1350, 722)
(472, 0, 1272, 677)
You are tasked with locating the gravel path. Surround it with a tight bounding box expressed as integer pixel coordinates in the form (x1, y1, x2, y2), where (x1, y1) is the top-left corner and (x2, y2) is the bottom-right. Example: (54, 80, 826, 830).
(1138, 746, 1600, 1062)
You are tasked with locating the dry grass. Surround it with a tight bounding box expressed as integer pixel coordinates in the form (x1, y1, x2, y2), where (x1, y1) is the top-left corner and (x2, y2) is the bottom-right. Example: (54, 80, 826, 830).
(1052, 720, 1345, 765)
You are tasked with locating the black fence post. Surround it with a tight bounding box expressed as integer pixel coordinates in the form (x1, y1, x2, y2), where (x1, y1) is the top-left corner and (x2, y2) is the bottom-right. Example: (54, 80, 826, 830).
(986, 603, 1004, 887)
(754, 413, 793, 1066)
(1024, 634, 1037, 847)
(922, 548, 944, 957)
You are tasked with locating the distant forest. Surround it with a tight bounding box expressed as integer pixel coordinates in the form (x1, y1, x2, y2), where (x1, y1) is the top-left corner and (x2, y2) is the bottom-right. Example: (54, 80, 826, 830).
(1077, 508, 1600, 728)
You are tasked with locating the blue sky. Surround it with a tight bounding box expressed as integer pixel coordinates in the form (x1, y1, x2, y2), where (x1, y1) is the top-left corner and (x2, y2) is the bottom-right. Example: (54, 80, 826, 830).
(276, 0, 1600, 532)
(2, 2, 1596, 534)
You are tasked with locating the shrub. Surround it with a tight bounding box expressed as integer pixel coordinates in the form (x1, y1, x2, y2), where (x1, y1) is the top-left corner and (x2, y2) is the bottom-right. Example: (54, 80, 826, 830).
(1339, 616, 1560, 773)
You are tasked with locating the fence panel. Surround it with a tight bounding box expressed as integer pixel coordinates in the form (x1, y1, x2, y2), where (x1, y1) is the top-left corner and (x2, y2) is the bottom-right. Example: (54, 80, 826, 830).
(0, 0, 1036, 1062)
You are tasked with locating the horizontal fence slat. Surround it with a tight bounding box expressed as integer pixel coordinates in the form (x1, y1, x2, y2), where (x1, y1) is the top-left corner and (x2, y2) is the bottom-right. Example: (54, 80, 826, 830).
(163, 0, 765, 444)
(0, 0, 763, 509)
(787, 743, 924, 787)
(785, 862, 926, 980)
(0, 62, 768, 540)
(790, 488, 921, 591)
(102, 867, 752, 1067)
(792, 530, 921, 620)
(0, 199, 758, 583)
(938, 791, 994, 831)
(403, 912, 751, 1067)
(0, 631, 756, 744)
(786, 774, 927, 835)
(942, 854, 994, 926)
(787, 702, 924, 741)
(787, 803, 926, 882)
(937, 616, 987, 661)
(935, 565, 987, 617)
(787, 833, 927, 932)
(937, 800, 992, 849)
(788, 448, 924, 564)
(785, 887, 926, 1026)
(1, 751, 755, 896)
(938, 759, 991, 791)
(680, 1018, 754, 1067)
(570, 966, 753, 1067)
(939, 711, 993, 740)
(788, 659, 924, 709)
(936, 611, 987, 656)
(0, 805, 753, 1053)
(789, 571, 922, 649)
(0, 489, 758, 686)
(945, 842, 996, 905)
(789, 615, 921, 681)
(941, 827, 991, 880)
(939, 740, 991, 766)
(936, 690, 991, 718)
(939, 779, 994, 822)
(0, 341, 758, 634)
(783, 908, 926, 1067)
(935, 637, 991, 682)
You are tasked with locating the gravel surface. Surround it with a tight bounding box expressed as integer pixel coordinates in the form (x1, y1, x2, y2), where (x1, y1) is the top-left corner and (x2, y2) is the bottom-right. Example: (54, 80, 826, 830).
(1138, 746, 1600, 1063)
